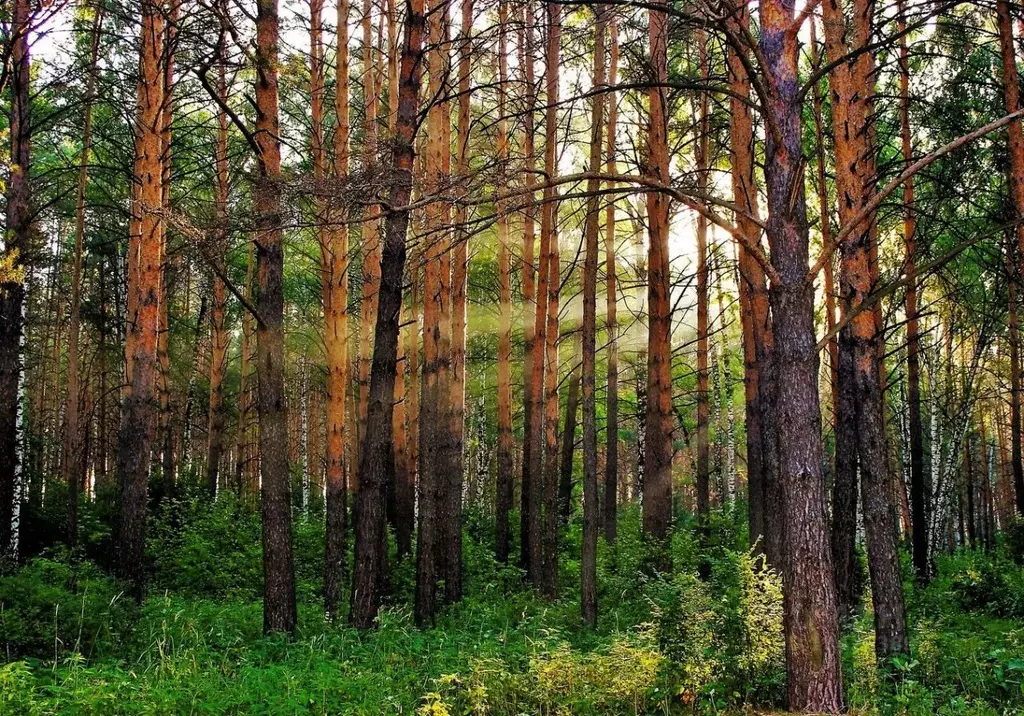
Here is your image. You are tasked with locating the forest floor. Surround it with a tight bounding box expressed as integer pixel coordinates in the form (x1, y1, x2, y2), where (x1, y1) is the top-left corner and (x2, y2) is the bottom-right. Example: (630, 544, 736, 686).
(1, 495, 1023, 714)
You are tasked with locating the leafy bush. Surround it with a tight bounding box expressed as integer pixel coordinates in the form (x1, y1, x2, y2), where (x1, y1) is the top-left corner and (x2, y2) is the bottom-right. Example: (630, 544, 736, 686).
(425, 628, 667, 715)
(148, 496, 264, 598)
(0, 556, 133, 659)
(948, 555, 1024, 619)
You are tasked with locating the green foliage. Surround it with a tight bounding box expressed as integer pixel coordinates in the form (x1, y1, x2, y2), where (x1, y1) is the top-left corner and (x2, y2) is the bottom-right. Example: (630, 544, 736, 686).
(0, 557, 134, 660)
(3, 507, 1024, 714)
(946, 553, 1024, 620)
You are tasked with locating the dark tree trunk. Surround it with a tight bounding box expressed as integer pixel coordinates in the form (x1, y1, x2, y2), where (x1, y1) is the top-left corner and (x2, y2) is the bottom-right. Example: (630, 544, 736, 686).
(832, 326, 859, 620)
(560, 359, 580, 523)
(350, 0, 424, 628)
(760, 0, 844, 707)
(581, 4, 606, 627)
(254, 0, 297, 636)
(899, 0, 928, 580)
(416, 0, 451, 625)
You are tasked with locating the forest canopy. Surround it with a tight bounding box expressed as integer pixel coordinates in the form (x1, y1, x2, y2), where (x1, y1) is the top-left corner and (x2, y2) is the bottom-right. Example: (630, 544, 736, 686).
(1, 0, 1024, 712)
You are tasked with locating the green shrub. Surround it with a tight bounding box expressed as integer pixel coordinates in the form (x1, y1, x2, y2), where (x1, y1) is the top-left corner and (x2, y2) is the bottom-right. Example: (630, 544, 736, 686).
(948, 555, 1024, 619)
(0, 556, 134, 660)
(148, 496, 264, 598)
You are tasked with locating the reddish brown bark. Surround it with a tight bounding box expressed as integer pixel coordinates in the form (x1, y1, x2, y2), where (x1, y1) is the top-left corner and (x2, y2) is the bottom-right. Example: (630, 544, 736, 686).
(539, 0, 562, 598)
(822, 0, 908, 657)
(759, 0, 844, 707)
(207, 34, 231, 500)
(356, 0, 380, 483)
(116, 0, 164, 593)
(518, 6, 540, 576)
(728, 1, 773, 560)
(643, 0, 673, 542)
(998, 0, 1024, 516)
(324, 0, 351, 619)
(495, 0, 514, 563)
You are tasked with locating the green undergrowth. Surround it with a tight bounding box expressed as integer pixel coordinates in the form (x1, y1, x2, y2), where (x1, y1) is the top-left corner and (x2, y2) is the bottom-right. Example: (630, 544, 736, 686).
(1, 499, 1022, 714)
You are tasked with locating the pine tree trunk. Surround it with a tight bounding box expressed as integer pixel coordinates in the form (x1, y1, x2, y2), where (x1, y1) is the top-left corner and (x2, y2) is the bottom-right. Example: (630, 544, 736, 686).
(695, 30, 710, 524)
(416, 0, 452, 624)
(66, 4, 103, 543)
(207, 38, 231, 501)
(495, 0, 514, 563)
(580, 4, 606, 627)
(728, 0, 771, 557)
(759, 0, 844, 707)
(643, 0, 673, 542)
(350, 0, 424, 622)
(997, 0, 1024, 516)
(539, 0, 561, 599)
(392, 301, 411, 558)
(157, 2, 179, 498)
(116, 1, 164, 593)
(519, 6, 540, 577)
(253, 0, 297, 636)
(324, 0, 351, 620)
(822, 0, 908, 657)
(603, 15, 619, 544)
(560, 345, 580, 524)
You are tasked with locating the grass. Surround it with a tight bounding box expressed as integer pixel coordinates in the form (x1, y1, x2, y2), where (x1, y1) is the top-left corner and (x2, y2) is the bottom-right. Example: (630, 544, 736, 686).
(1, 497, 1022, 714)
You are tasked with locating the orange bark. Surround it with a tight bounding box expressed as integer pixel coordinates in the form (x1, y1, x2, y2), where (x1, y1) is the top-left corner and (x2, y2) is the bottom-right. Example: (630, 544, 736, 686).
(643, 0, 673, 541)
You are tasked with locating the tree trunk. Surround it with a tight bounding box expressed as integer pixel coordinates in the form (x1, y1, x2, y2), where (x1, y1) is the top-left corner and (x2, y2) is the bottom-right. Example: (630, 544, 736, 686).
(603, 15, 619, 544)
(759, 0, 844, 708)
(444, 0, 474, 606)
(728, 0, 770, 557)
(350, 0, 424, 629)
(560, 341, 580, 523)
(540, 0, 561, 598)
(898, 0, 928, 579)
(822, 0, 908, 657)
(356, 0, 381, 482)
(392, 301, 411, 558)
(581, 4, 606, 627)
(207, 36, 231, 501)
(997, 0, 1024, 516)
(253, 0, 297, 636)
(519, 6, 540, 577)
(116, 0, 163, 594)
(495, 0, 514, 563)
(695, 30, 710, 524)
(416, 0, 452, 625)
(157, 2, 179, 498)
(324, 0, 351, 619)
(643, 0, 673, 542)
(66, 4, 103, 543)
